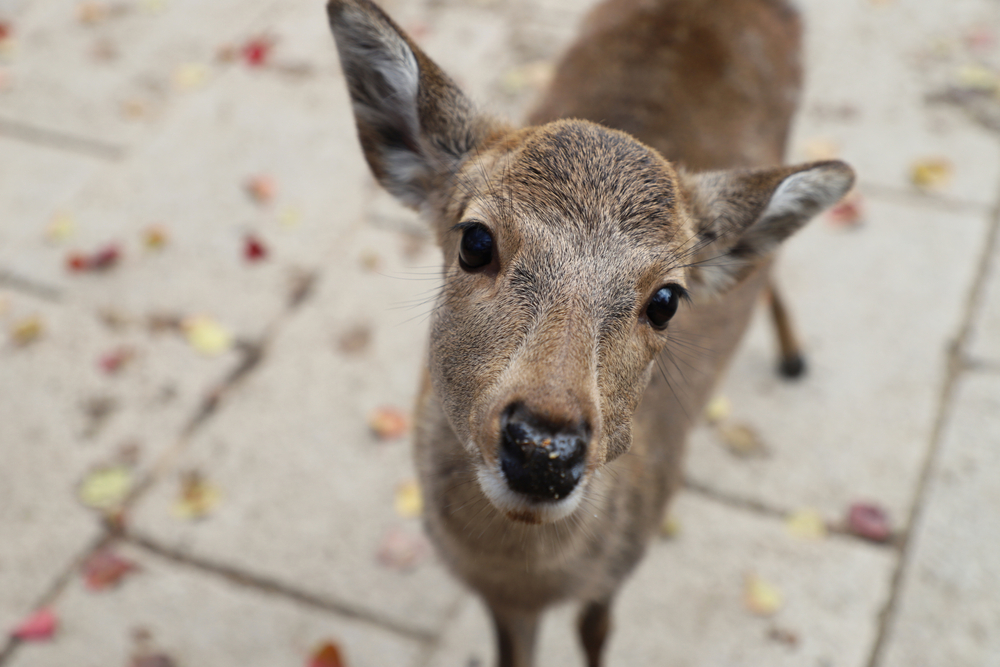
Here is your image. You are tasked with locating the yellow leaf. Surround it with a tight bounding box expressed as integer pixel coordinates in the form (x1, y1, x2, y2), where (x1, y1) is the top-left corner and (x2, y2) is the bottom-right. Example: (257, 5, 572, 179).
(79, 466, 132, 510)
(181, 316, 232, 356)
(278, 207, 302, 228)
(703, 394, 731, 424)
(46, 213, 76, 242)
(394, 480, 423, 519)
(956, 64, 1000, 92)
(171, 472, 221, 519)
(173, 63, 208, 90)
(718, 422, 766, 457)
(659, 514, 681, 539)
(11, 316, 43, 346)
(785, 508, 827, 540)
(910, 158, 953, 191)
(744, 573, 783, 616)
(802, 137, 840, 161)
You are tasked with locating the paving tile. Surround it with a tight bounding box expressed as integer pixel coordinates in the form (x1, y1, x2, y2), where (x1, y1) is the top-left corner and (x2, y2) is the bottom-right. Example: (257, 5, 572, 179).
(790, 0, 1000, 206)
(685, 194, 988, 523)
(879, 372, 1000, 667)
(129, 222, 465, 635)
(0, 293, 234, 635)
(6, 542, 423, 667)
(967, 235, 1000, 365)
(428, 492, 895, 667)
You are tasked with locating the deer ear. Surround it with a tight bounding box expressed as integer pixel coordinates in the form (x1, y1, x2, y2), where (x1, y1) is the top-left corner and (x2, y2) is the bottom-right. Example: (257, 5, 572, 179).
(327, 0, 495, 209)
(681, 160, 854, 298)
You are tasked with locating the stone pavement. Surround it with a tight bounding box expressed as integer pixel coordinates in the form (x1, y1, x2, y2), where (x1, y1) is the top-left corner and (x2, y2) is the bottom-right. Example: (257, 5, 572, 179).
(1, 0, 998, 665)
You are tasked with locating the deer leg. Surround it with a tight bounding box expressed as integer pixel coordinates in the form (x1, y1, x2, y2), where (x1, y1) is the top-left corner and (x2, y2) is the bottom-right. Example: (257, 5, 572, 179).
(767, 279, 806, 379)
(489, 605, 540, 667)
(578, 598, 612, 667)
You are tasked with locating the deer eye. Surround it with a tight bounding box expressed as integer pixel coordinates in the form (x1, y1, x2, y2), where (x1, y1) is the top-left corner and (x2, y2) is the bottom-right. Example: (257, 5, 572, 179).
(646, 285, 683, 329)
(458, 223, 494, 271)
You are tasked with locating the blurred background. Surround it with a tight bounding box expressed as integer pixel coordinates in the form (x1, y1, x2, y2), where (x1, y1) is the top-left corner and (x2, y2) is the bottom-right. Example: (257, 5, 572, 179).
(1, 0, 998, 665)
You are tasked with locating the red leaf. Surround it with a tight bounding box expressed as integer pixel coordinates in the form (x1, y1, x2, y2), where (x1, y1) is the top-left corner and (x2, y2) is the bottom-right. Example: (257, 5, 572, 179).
(0, 21, 12, 41)
(847, 502, 891, 542)
(12, 608, 57, 641)
(99, 346, 135, 374)
(244, 235, 268, 262)
(309, 641, 346, 667)
(82, 548, 139, 591)
(66, 244, 121, 272)
(241, 36, 273, 67)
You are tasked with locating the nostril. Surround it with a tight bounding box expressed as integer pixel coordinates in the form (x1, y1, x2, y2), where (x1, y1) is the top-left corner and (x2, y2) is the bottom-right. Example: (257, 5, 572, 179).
(498, 406, 589, 502)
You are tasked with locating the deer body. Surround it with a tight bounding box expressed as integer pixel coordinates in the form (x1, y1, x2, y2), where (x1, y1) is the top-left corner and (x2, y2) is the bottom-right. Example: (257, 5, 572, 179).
(326, 1, 853, 665)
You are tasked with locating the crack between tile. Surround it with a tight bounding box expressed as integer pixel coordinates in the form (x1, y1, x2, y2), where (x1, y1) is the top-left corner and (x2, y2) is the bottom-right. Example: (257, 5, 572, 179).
(124, 531, 437, 645)
(0, 116, 126, 161)
(682, 476, 902, 550)
(0, 532, 113, 666)
(0, 269, 63, 302)
(864, 182, 1000, 667)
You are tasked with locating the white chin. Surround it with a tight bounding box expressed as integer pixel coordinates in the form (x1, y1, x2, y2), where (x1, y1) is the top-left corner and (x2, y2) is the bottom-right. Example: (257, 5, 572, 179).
(475, 464, 585, 525)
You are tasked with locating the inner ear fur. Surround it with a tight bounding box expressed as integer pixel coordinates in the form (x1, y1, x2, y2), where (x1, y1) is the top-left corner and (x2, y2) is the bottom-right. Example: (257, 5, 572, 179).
(327, 0, 502, 210)
(681, 160, 855, 298)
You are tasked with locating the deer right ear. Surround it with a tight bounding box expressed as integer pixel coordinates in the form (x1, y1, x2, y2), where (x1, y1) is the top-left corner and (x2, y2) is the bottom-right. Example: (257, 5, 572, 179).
(327, 0, 495, 210)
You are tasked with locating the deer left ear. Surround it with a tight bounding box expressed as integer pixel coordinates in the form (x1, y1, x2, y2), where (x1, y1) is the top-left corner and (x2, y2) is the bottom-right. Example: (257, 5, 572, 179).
(681, 160, 855, 298)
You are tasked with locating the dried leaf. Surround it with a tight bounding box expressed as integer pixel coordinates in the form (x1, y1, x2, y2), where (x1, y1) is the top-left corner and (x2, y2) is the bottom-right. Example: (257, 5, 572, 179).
(394, 480, 423, 518)
(77, 2, 108, 24)
(659, 514, 681, 539)
(0, 22, 11, 41)
(703, 394, 730, 424)
(244, 234, 268, 262)
(11, 316, 43, 346)
(718, 422, 766, 457)
(143, 225, 168, 249)
(245, 175, 276, 205)
(12, 608, 57, 641)
(67, 243, 121, 272)
(767, 625, 799, 647)
(279, 207, 302, 227)
(744, 573, 783, 616)
(376, 526, 429, 571)
(785, 508, 827, 540)
(130, 653, 178, 667)
(46, 213, 76, 242)
(847, 502, 891, 542)
(241, 36, 274, 67)
(359, 250, 380, 271)
(956, 64, 1000, 92)
(337, 324, 371, 355)
(172, 63, 208, 90)
(309, 641, 346, 667)
(802, 137, 840, 161)
(171, 471, 221, 520)
(910, 157, 953, 191)
(79, 465, 133, 510)
(181, 316, 232, 356)
(368, 405, 408, 440)
(82, 548, 139, 591)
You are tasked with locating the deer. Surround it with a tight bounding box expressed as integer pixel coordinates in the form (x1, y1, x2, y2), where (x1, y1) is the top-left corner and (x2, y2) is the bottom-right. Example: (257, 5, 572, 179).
(326, 0, 853, 665)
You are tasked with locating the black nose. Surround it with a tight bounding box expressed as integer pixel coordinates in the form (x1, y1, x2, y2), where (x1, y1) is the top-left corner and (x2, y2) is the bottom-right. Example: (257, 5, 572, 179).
(499, 404, 589, 502)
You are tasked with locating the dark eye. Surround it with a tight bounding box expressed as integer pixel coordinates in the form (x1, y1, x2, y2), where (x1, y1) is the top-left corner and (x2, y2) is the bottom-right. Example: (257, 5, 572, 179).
(458, 223, 494, 271)
(646, 285, 682, 329)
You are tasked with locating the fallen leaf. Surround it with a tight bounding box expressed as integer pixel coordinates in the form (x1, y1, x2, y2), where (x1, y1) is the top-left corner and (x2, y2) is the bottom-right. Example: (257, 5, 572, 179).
(66, 243, 121, 272)
(130, 653, 178, 667)
(143, 225, 168, 249)
(785, 508, 827, 540)
(77, 1, 108, 24)
(309, 641, 346, 667)
(99, 346, 135, 374)
(659, 514, 681, 539)
(11, 316, 43, 346)
(802, 137, 840, 161)
(500, 61, 554, 95)
(181, 316, 232, 356)
(241, 36, 274, 67)
(767, 625, 799, 647)
(368, 406, 408, 440)
(965, 27, 996, 52)
(703, 394, 730, 424)
(0, 22, 11, 42)
(244, 234, 268, 262)
(956, 64, 1000, 92)
(79, 465, 133, 510)
(910, 157, 953, 191)
(81, 395, 119, 438)
(82, 548, 139, 591)
(825, 189, 865, 227)
(46, 213, 76, 242)
(245, 174, 276, 204)
(11, 608, 57, 641)
(744, 573, 783, 616)
(718, 422, 766, 457)
(171, 470, 221, 520)
(847, 502, 891, 542)
(376, 526, 429, 571)
(394, 480, 423, 518)
(122, 98, 148, 119)
(172, 63, 208, 90)
(279, 206, 302, 227)
(337, 324, 371, 354)
(359, 250, 380, 271)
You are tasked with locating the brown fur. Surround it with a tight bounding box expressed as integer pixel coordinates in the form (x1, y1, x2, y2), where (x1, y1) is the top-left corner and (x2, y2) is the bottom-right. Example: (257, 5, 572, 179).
(326, 1, 854, 665)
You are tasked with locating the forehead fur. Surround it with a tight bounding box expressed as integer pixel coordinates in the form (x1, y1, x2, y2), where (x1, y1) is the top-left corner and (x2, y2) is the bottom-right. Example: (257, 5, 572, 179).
(504, 120, 679, 241)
